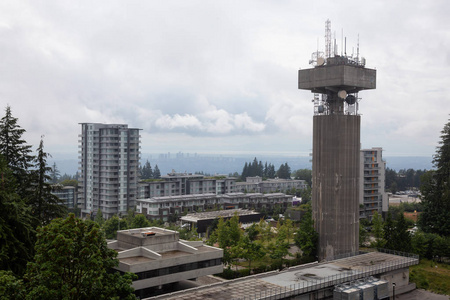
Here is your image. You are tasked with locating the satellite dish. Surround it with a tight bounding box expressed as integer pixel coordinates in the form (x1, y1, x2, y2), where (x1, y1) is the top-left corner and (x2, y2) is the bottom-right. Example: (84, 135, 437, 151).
(345, 95, 356, 105)
(338, 90, 347, 99)
(317, 57, 325, 66)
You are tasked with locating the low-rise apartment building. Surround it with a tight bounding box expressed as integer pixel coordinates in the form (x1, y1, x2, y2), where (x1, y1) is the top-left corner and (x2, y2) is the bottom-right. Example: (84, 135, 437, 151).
(235, 176, 307, 194)
(138, 172, 236, 198)
(136, 192, 293, 222)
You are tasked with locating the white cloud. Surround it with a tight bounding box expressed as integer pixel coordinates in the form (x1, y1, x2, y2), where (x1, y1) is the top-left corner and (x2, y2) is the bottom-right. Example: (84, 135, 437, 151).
(0, 0, 449, 158)
(154, 109, 265, 134)
(155, 114, 202, 130)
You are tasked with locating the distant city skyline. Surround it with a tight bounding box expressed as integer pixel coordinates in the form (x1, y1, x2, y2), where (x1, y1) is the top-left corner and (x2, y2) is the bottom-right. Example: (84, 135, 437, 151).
(49, 151, 433, 178)
(2, 1, 449, 159)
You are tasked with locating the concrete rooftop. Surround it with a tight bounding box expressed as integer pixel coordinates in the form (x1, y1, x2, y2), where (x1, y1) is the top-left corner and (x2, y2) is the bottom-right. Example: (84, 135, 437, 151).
(147, 251, 418, 300)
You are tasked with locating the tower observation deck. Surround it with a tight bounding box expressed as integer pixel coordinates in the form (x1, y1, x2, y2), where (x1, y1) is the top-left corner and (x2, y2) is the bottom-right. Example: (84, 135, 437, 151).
(298, 20, 376, 261)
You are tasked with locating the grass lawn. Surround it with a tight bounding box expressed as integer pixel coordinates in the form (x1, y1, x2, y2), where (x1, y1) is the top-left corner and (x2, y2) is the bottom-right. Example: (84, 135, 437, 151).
(409, 259, 450, 296)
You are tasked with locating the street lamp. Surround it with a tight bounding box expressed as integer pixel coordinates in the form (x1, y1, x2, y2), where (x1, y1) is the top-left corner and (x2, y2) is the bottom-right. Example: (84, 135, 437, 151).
(392, 283, 396, 299)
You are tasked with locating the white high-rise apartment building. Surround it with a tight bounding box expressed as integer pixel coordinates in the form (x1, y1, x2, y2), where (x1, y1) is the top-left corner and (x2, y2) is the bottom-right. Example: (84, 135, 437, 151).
(78, 123, 141, 219)
(359, 147, 388, 220)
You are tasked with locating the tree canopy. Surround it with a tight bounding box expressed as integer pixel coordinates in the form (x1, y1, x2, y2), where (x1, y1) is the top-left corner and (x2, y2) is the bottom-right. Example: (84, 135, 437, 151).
(0, 156, 36, 276)
(24, 214, 136, 299)
(294, 203, 318, 260)
(0, 105, 34, 197)
(276, 163, 291, 179)
(29, 138, 66, 225)
(419, 118, 450, 236)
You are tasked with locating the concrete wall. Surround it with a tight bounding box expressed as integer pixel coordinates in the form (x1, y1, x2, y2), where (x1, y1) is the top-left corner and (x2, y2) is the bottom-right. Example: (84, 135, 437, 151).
(132, 265, 223, 291)
(379, 268, 415, 297)
(126, 247, 223, 274)
(298, 65, 376, 93)
(117, 230, 179, 251)
(312, 114, 360, 261)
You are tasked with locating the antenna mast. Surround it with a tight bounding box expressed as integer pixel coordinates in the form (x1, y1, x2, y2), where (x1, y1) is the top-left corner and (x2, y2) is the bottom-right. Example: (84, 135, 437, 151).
(325, 19, 331, 58)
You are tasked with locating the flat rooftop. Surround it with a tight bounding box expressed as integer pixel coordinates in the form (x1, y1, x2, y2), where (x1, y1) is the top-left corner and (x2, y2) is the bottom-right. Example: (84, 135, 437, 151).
(120, 227, 177, 237)
(147, 251, 418, 300)
(180, 209, 260, 222)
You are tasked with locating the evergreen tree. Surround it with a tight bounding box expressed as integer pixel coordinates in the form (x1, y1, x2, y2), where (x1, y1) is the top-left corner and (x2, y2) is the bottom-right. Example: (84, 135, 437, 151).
(0, 155, 36, 276)
(49, 162, 60, 184)
(141, 160, 153, 180)
(267, 163, 276, 178)
(29, 138, 66, 225)
(276, 163, 291, 179)
(420, 118, 450, 236)
(153, 164, 161, 179)
(393, 213, 412, 252)
(241, 162, 249, 180)
(383, 211, 396, 250)
(257, 160, 264, 177)
(0, 105, 34, 196)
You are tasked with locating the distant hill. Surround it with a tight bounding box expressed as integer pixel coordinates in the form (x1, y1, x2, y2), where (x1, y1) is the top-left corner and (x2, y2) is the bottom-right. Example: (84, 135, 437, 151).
(49, 154, 433, 177)
(384, 156, 432, 171)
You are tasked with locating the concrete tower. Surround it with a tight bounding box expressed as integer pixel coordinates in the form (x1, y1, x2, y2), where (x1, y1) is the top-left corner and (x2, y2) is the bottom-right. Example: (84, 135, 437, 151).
(298, 20, 376, 261)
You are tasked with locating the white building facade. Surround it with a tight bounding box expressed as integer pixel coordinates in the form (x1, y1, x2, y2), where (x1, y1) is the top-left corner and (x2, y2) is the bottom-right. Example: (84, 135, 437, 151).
(138, 172, 236, 198)
(359, 147, 388, 220)
(78, 123, 140, 219)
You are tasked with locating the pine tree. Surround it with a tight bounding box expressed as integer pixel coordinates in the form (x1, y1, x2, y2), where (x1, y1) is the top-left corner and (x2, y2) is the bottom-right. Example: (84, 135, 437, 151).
(393, 213, 412, 252)
(141, 160, 153, 179)
(153, 164, 161, 179)
(419, 118, 450, 236)
(50, 162, 60, 184)
(0, 106, 34, 196)
(383, 211, 396, 250)
(29, 138, 66, 225)
(241, 162, 249, 180)
(277, 162, 291, 179)
(268, 163, 276, 178)
(0, 155, 37, 276)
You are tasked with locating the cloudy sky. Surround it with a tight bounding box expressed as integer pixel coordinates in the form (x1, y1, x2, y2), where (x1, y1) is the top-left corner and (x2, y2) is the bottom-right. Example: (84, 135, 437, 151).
(1, 0, 449, 159)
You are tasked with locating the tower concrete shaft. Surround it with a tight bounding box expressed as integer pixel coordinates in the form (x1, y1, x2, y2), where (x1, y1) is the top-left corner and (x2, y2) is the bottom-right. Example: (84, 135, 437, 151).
(312, 114, 360, 260)
(298, 35, 376, 261)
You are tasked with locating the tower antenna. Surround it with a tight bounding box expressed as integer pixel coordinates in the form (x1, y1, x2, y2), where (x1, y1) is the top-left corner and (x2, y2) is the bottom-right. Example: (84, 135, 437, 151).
(357, 34, 360, 62)
(325, 19, 331, 58)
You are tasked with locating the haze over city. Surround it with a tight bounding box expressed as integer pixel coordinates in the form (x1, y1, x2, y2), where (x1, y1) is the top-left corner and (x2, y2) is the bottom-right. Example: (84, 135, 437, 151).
(1, 1, 449, 162)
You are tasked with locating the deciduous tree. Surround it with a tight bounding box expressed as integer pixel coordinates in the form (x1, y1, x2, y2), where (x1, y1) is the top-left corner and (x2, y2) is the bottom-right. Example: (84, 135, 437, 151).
(103, 215, 128, 239)
(24, 214, 136, 299)
(294, 204, 318, 260)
